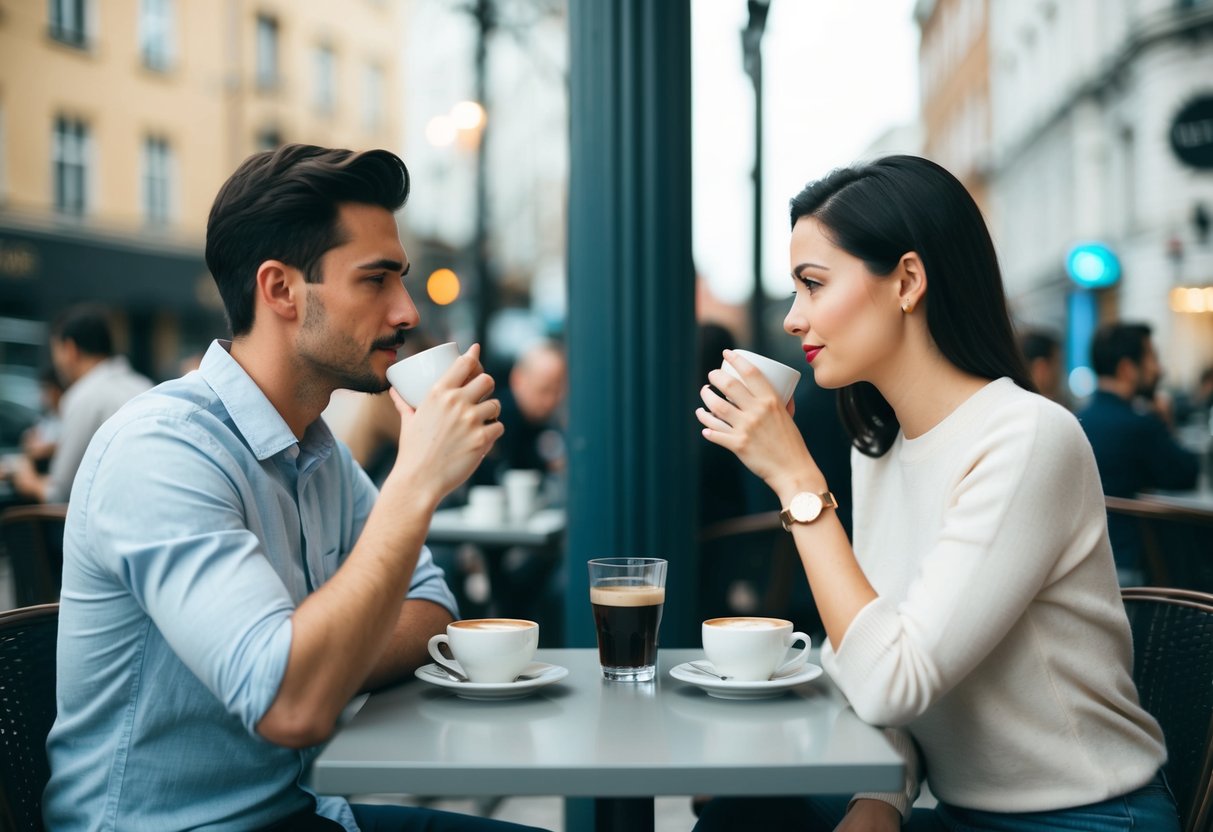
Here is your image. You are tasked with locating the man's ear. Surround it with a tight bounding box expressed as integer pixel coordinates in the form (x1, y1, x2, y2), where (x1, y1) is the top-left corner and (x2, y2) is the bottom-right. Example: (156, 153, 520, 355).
(897, 251, 927, 313)
(255, 260, 305, 323)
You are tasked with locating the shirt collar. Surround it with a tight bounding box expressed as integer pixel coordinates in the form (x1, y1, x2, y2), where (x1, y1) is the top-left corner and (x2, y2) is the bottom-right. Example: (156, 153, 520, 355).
(199, 340, 335, 463)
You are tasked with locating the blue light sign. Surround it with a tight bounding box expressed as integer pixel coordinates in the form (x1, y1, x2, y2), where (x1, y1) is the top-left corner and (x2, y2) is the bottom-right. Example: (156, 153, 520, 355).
(1065, 242, 1121, 289)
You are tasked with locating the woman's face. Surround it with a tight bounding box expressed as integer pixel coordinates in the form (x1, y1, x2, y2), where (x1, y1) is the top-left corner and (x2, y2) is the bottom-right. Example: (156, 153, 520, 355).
(783, 217, 903, 389)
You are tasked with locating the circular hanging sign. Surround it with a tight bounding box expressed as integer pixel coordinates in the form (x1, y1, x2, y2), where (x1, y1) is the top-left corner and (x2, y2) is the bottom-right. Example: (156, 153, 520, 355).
(1170, 95, 1213, 170)
(1066, 242, 1121, 289)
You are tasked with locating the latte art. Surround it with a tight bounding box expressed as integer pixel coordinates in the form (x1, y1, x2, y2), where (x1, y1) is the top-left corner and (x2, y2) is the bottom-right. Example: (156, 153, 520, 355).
(451, 619, 535, 631)
(705, 617, 788, 630)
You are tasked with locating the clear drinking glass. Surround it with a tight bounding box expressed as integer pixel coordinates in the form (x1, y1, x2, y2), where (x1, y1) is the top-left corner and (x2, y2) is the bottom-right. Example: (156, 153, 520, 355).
(587, 557, 668, 682)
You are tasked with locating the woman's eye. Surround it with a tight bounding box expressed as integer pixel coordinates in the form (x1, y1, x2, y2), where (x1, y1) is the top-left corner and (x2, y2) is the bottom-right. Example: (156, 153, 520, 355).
(796, 277, 822, 294)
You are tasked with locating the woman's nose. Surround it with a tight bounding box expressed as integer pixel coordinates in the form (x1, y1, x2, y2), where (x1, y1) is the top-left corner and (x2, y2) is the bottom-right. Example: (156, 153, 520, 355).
(784, 300, 806, 336)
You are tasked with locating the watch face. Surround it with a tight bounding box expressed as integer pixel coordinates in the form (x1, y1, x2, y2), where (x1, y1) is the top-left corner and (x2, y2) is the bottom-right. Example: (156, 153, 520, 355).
(790, 491, 823, 522)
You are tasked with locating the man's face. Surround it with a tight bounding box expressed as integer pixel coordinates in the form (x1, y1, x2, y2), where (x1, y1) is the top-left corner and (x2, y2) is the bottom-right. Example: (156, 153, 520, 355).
(295, 203, 419, 394)
(49, 338, 76, 385)
(1134, 338, 1162, 399)
(512, 350, 566, 424)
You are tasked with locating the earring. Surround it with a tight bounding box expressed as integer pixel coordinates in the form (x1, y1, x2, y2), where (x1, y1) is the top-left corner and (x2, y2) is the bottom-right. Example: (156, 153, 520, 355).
(901, 302, 913, 314)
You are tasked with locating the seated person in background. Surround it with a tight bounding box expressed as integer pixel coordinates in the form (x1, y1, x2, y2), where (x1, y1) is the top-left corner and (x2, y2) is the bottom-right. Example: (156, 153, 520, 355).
(1018, 327, 1065, 405)
(1077, 322, 1199, 585)
(43, 144, 541, 832)
(476, 340, 567, 486)
(11, 305, 152, 504)
(20, 368, 64, 469)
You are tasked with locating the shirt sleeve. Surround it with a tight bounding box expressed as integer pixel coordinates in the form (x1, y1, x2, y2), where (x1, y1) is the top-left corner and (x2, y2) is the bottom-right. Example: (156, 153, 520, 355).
(828, 406, 1101, 727)
(1137, 412, 1199, 491)
(84, 415, 296, 735)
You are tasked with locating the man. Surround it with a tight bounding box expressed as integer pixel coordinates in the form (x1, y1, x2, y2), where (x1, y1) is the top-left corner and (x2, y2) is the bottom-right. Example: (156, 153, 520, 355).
(1018, 328, 1064, 404)
(1077, 322, 1199, 584)
(43, 145, 541, 832)
(480, 341, 567, 482)
(11, 305, 152, 503)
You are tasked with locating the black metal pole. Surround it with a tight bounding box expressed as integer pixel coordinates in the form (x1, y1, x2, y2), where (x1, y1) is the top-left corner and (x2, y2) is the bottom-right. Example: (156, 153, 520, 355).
(472, 0, 495, 356)
(742, 0, 770, 353)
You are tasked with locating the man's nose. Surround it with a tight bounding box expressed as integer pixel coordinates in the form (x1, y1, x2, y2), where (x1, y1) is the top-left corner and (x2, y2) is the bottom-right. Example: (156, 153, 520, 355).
(389, 283, 420, 329)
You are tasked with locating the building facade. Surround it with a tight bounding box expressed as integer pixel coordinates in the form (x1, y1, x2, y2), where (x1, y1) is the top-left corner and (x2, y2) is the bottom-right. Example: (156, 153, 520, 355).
(0, 0, 404, 379)
(916, 0, 992, 214)
(989, 0, 1213, 388)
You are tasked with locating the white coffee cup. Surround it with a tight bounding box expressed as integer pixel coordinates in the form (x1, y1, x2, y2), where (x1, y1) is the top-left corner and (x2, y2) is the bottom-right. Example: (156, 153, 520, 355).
(721, 349, 801, 405)
(502, 469, 542, 523)
(427, 618, 539, 683)
(386, 341, 460, 408)
(701, 617, 811, 682)
(466, 485, 506, 525)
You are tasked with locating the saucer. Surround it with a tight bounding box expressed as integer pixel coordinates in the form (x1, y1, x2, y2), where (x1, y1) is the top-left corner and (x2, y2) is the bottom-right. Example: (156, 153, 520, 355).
(669, 661, 823, 700)
(415, 661, 568, 700)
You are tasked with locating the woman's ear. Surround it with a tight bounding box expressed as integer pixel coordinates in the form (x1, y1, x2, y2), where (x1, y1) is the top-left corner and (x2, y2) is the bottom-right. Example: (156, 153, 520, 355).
(897, 252, 927, 314)
(255, 260, 304, 324)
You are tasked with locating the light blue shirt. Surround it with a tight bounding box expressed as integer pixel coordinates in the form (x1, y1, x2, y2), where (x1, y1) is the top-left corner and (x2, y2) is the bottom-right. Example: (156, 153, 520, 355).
(44, 341, 458, 832)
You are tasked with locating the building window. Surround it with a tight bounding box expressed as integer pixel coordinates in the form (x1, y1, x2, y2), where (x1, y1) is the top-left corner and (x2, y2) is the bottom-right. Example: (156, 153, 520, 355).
(53, 115, 90, 216)
(363, 63, 384, 130)
(48, 0, 89, 47)
(140, 0, 176, 72)
(314, 44, 335, 115)
(255, 14, 280, 89)
(256, 127, 283, 151)
(143, 135, 174, 225)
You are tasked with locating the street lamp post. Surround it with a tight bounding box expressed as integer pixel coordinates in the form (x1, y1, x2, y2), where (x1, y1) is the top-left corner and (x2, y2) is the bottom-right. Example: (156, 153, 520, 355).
(742, 0, 770, 355)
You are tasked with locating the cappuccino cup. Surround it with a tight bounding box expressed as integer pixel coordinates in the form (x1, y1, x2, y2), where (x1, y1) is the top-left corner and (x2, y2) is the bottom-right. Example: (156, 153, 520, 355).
(386, 341, 460, 408)
(466, 485, 506, 526)
(427, 618, 538, 683)
(721, 349, 801, 405)
(702, 617, 810, 682)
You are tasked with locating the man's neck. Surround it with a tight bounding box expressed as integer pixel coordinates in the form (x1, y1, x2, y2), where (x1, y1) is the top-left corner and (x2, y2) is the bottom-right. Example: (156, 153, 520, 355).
(229, 335, 329, 440)
(70, 354, 108, 384)
(1096, 378, 1134, 402)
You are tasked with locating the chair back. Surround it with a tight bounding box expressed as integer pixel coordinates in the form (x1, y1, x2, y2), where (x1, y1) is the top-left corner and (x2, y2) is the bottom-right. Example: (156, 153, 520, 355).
(1122, 588, 1213, 832)
(0, 504, 68, 607)
(1107, 497, 1213, 592)
(0, 603, 59, 832)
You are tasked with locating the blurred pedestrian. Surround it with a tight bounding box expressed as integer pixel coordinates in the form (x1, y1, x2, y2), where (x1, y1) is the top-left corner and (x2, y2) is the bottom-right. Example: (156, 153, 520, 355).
(20, 367, 65, 468)
(11, 305, 152, 503)
(1077, 322, 1199, 584)
(694, 156, 1175, 831)
(1018, 327, 1064, 404)
(476, 340, 567, 485)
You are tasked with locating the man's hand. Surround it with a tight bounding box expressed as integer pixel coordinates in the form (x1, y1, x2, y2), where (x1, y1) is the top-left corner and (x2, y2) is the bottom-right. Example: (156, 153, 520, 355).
(387, 344, 504, 505)
(835, 799, 901, 831)
(11, 456, 49, 502)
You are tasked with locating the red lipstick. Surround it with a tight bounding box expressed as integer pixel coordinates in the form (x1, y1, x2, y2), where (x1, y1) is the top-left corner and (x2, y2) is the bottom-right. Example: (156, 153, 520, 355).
(803, 345, 823, 364)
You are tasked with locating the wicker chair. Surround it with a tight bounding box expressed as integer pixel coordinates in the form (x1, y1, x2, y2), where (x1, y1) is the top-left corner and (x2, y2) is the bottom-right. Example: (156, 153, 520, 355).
(1122, 587, 1213, 832)
(0, 504, 68, 607)
(0, 603, 59, 832)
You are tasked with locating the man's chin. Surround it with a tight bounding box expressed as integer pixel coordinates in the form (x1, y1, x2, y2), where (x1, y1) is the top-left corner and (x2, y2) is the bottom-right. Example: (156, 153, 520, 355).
(341, 376, 391, 395)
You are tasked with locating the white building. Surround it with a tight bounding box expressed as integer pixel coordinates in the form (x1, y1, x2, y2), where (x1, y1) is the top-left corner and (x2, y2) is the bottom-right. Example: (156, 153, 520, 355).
(989, 0, 1213, 386)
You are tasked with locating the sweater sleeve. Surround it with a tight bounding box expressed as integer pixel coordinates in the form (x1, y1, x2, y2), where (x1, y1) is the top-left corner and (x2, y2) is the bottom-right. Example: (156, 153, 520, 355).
(847, 727, 923, 821)
(829, 405, 1100, 727)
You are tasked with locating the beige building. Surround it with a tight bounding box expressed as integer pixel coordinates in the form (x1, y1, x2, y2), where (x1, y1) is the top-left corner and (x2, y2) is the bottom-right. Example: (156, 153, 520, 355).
(915, 0, 991, 215)
(0, 0, 404, 377)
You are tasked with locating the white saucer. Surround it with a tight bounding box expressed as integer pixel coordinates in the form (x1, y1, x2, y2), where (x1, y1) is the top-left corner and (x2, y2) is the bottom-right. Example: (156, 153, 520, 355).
(415, 661, 568, 700)
(669, 661, 823, 700)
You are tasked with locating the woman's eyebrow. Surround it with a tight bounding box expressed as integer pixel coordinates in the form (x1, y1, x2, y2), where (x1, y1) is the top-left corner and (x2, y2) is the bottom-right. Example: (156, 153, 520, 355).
(793, 262, 830, 277)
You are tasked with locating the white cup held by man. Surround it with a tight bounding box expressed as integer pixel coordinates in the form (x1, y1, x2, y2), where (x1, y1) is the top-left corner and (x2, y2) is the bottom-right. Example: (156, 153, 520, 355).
(385, 341, 461, 408)
(721, 349, 801, 405)
(427, 618, 539, 683)
(502, 469, 542, 523)
(701, 617, 811, 682)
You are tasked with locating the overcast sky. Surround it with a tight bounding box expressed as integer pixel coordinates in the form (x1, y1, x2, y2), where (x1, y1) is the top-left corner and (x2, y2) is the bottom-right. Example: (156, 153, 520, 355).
(692, 0, 920, 303)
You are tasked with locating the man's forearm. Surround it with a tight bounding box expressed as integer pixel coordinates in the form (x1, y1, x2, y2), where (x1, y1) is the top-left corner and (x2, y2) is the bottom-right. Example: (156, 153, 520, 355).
(361, 598, 454, 692)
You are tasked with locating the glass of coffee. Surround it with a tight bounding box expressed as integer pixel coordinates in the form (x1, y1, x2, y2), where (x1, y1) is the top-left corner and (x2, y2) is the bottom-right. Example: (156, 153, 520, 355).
(587, 557, 667, 682)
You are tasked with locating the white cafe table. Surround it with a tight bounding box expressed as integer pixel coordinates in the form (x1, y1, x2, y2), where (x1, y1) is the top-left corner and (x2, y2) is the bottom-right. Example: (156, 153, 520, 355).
(309, 648, 904, 832)
(426, 507, 566, 549)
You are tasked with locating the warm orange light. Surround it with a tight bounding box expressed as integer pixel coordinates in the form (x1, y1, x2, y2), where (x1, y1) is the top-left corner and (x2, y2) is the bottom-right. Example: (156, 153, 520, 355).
(1170, 286, 1213, 314)
(451, 100, 486, 131)
(427, 268, 460, 305)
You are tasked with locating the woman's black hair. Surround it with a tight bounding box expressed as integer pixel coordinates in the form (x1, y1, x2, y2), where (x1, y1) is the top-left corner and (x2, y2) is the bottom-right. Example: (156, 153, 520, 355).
(788, 155, 1034, 457)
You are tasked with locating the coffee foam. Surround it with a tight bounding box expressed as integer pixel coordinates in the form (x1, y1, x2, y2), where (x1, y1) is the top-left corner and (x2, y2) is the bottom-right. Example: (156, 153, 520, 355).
(451, 618, 535, 631)
(704, 617, 788, 630)
(590, 585, 666, 607)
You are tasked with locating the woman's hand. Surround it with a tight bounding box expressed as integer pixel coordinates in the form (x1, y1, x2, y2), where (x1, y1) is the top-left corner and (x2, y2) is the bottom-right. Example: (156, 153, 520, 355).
(834, 799, 901, 831)
(696, 350, 823, 501)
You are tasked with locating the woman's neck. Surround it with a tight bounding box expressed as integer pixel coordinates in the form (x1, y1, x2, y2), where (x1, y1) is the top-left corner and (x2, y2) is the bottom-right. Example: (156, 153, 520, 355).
(873, 340, 993, 441)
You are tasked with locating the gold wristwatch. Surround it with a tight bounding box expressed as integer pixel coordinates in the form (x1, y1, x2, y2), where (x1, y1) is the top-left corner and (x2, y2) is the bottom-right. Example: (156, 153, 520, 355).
(779, 490, 838, 532)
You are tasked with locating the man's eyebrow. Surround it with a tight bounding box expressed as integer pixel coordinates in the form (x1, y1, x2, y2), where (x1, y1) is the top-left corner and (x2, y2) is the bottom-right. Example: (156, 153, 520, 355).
(792, 262, 830, 277)
(356, 258, 405, 272)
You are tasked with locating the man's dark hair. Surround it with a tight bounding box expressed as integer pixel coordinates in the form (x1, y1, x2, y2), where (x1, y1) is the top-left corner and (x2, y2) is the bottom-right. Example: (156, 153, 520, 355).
(1018, 329, 1060, 364)
(205, 144, 411, 336)
(50, 305, 114, 357)
(1090, 322, 1151, 378)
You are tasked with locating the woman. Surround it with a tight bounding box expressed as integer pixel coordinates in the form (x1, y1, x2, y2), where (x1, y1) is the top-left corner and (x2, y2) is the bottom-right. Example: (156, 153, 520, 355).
(693, 156, 1178, 831)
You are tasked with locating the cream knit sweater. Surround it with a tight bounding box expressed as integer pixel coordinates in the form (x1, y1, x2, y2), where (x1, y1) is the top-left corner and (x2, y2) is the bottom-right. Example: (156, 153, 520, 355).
(820, 378, 1166, 816)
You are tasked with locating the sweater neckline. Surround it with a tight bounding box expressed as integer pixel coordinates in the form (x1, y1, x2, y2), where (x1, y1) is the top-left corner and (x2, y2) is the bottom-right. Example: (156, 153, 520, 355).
(897, 377, 1014, 463)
